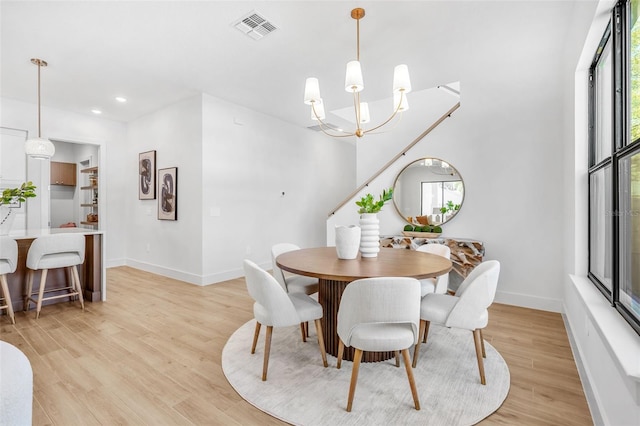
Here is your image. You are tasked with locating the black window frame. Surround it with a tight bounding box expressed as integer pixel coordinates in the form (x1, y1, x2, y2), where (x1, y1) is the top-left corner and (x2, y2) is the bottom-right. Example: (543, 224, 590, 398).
(588, 0, 640, 336)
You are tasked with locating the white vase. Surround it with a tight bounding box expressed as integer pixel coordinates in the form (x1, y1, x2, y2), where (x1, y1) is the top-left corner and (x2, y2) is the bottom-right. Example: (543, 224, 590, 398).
(359, 213, 380, 258)
(335, 225, 361, 260)
(0, 206, 15, 236)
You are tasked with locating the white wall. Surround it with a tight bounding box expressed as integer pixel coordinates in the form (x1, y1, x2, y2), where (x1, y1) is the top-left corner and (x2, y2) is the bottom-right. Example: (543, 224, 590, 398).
(124, 93, 355, 285)
(126, 96, 204, 283)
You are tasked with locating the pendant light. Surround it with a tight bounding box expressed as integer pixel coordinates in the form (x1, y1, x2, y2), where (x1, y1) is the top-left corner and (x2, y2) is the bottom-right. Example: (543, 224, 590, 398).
(304, 8, 412, 138)
(24, 58, 55, 159)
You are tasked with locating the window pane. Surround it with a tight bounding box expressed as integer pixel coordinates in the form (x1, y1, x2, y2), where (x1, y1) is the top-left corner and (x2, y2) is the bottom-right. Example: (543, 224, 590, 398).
(631, 0, 640, 143)
(619, 152, 640, 318)
(595, 36, 613, 163)
(590, 166, 613, 291)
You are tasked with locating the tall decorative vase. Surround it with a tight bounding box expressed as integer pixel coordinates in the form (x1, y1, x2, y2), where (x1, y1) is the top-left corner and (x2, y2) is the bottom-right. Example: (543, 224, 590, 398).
(0, 206, 15, 236)
(335, 225, 361, 260)
(359, 213, 380, 258)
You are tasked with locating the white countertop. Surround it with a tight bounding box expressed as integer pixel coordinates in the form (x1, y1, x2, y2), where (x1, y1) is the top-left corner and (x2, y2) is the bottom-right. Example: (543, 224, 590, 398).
(6, 227, 104, 240)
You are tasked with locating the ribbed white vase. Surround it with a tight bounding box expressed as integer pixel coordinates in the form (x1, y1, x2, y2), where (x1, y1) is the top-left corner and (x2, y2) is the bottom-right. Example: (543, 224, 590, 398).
(359, 213, 380, 258)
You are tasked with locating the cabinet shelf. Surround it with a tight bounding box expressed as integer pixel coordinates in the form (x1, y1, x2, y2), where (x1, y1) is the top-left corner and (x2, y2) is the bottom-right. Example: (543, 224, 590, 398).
(80, 185, 98, 190)
(81, 221, 99, 226)
(81, 166, 98, 174)
(80, 203, 98, 207)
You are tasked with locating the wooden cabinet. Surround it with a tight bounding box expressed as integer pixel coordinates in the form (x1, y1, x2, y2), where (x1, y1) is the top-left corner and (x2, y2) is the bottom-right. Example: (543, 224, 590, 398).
(80, 167, 98, 226)
(51, 161, 77, 186)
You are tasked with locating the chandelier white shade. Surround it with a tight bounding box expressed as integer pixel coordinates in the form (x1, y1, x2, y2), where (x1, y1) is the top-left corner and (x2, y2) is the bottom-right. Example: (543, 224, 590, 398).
(304, 8, 411, 138)
(25, 58, 55, 159)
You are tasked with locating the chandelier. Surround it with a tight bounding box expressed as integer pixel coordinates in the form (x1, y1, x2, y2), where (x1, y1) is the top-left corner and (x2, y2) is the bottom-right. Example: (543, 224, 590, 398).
(24, 58, 56, 159)
(303, 8, 411, 138)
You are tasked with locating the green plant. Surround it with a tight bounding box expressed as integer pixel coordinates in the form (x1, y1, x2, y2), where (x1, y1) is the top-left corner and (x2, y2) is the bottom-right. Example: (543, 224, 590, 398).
(1, 181, 37, 205)
(356, 188, 393, 214)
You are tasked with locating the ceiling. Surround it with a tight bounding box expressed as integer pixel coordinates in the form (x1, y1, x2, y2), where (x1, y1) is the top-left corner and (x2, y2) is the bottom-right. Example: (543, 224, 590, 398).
(1, 1, 593, 130)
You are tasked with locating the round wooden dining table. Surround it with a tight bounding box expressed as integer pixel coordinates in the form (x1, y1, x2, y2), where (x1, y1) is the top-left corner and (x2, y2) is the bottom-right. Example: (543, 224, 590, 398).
(276, 246, 452, 362)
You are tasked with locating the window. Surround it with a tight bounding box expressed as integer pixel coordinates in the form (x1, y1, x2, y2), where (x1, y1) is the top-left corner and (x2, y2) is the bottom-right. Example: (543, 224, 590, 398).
(588, 0, 640, 335)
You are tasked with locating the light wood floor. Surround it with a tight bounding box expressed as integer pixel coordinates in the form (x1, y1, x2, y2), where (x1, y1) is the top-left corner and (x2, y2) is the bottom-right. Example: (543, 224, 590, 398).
(0, 266, 592, 425)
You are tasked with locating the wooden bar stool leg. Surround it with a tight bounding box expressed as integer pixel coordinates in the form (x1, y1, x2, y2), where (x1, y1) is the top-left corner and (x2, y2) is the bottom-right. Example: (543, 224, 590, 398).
(24, 270, 34, 312)
(0, 275, 15, 324)
(71, 265, 84, 310)
(35, 269, 48, 319)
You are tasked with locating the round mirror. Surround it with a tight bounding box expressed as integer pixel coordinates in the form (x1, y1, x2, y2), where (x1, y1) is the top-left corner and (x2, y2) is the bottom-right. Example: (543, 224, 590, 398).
(392, 158, 464, 226)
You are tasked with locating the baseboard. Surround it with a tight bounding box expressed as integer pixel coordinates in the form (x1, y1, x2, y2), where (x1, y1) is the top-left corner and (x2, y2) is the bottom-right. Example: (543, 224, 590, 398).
(494, 290, 563, 313)
(125, 259, 204, 286)
(105, 258, 126, 268)
(122, 259, 272, 286)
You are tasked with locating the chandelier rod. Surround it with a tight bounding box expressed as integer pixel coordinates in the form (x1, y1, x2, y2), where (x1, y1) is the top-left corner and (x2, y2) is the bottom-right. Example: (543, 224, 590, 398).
(32, 58, 47, 138)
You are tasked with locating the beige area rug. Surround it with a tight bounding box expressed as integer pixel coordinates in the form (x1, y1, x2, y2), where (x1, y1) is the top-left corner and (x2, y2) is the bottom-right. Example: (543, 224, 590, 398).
(222, 320, 510, 426)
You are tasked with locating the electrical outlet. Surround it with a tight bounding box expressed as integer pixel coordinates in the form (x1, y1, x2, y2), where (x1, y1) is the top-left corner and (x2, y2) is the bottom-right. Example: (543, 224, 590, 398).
(245, 245, 251, 255)
(146, 243, 151, 253)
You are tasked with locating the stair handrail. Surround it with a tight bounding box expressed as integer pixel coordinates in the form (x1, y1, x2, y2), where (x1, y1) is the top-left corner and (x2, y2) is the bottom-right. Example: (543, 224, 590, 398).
(328, 101, 461, 217)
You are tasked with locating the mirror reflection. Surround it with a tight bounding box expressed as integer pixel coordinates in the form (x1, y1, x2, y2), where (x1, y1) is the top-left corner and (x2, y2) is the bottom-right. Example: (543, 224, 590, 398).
(393, 158, 464, 226)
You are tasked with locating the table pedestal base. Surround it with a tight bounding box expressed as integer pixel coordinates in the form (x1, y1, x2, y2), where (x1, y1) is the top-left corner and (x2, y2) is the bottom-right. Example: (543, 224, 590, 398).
(319, 278, 394, 362)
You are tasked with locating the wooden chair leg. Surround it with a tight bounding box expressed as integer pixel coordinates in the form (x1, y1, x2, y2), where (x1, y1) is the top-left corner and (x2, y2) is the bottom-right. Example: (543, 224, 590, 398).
(402, 349, 420, 410)
(0, 275, 15, 324)
(262, 326, 273, 381)
(24, 270, 34, 311)
(395, 351, 400, 367)
(480, 329, 486, 358)
(306, 321, 310, 338)
(251, 321, 261, 354)
(314, 319, 328, 367)
(422, 320, 430, 343)
(300, 323, 307, 342)
(337, 339, 345, 369)
(413, 320, 425, 368)
(71, 265, 84, 310)
(346, 348, 363, 412)
(35, 269, 48, 319)
(473, 329, 486, 385)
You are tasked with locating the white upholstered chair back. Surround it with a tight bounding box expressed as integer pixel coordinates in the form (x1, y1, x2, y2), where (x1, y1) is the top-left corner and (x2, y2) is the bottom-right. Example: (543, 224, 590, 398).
(416, 243, 451, 294)
(26, 234, 85, 270)
(337, 277, 421, 348)
(444, 260, 500, 331)
(270, 243, 300, 291)
(243, 259, 300, 327)
(0, 236, 18, 275)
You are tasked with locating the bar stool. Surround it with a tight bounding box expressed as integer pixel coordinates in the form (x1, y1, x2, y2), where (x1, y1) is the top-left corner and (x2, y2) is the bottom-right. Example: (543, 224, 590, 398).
(0, 236, 18, 324)
(24, 234, 85, 319)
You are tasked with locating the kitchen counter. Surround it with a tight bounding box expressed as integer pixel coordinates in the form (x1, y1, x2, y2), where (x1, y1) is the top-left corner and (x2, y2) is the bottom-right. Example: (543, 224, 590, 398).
(2, 228, 104, 317)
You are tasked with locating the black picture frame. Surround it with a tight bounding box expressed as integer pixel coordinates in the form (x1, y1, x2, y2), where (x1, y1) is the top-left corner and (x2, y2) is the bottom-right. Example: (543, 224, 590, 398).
(139, 150, 156, 200)
(157, 167, 177, 221)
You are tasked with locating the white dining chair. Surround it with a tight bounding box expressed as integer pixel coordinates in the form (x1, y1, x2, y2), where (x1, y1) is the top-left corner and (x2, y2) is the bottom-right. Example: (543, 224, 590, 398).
(416, 243, 451, 296)
(243, 259, 327, 381)
(336, 277, 421, 412)
(411, 260, 500, 386)
(271, 243, 319, 295)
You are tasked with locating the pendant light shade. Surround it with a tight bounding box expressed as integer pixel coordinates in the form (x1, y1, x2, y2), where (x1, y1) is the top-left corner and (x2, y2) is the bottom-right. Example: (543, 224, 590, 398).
(25, 137, 55, 159)
(25, 58, 55, 160)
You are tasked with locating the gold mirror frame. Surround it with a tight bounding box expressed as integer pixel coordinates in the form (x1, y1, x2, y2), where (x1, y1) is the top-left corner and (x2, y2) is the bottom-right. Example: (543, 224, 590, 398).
(392, 157, 465, 227)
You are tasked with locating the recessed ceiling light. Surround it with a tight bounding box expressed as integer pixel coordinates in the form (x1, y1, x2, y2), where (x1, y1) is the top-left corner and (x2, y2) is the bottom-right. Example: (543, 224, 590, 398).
(115, 96, 127, 103)
(91, 109, 102, 115)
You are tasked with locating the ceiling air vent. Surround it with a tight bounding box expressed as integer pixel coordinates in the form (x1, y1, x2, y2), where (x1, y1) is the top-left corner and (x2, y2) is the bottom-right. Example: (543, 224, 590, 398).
(307, 123, 342, 132)
(233, 11, 277, 40)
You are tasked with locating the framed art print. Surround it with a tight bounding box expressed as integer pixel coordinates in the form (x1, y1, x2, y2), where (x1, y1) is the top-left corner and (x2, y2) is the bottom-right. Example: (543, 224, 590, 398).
(139, 150, 156, 200)
(158, 167, 177, 220)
